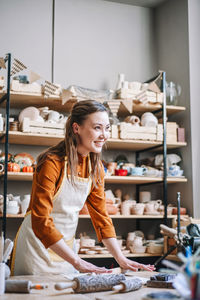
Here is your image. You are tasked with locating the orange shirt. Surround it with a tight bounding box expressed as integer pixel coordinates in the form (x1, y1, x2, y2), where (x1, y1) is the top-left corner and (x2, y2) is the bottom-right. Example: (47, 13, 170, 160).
(29, 154, 116, 249)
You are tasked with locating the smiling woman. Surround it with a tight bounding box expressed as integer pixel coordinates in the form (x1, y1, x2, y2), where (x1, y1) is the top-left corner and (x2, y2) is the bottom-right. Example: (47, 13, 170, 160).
(11, 100, 155, 276)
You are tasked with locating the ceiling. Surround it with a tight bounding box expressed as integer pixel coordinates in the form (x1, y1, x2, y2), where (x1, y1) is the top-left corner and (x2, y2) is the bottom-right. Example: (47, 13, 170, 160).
(104, 0, 168, 8)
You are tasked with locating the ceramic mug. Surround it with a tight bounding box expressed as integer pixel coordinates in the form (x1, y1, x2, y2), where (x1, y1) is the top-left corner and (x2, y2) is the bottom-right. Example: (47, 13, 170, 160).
(48, 111, 64, 123)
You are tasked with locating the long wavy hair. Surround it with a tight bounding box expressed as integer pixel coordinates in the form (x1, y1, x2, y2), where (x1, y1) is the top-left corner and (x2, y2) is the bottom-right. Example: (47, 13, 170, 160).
(37, 100, 108, 185)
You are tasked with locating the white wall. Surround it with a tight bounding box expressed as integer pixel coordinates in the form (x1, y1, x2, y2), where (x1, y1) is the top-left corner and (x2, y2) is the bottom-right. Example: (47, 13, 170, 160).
(188, 0, 200, 218)
(0, 0, 52, 80)
(54, 0, 157, 89)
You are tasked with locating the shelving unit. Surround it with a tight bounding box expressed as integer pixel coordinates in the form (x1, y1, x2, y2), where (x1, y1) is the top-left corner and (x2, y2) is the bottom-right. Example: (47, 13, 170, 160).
(0, 70, 188, 263)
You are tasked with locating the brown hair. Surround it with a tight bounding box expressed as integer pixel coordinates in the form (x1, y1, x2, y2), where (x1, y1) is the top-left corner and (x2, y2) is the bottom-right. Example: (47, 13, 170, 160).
(37, 100, 108, 185)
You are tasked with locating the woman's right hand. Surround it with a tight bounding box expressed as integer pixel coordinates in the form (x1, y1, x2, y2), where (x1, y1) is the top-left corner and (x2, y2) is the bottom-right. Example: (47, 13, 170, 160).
(73, 257, 112, 274)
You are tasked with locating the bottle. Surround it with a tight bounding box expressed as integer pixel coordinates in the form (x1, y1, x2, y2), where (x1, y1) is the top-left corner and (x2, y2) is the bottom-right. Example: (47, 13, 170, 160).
(0, 114, 4, 132)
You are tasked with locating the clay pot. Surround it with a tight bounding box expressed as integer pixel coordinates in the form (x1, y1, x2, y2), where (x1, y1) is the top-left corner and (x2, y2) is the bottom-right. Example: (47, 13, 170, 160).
(131, 203, 145, 215)
(106, 203, 118, 215)
(172, 207, 187, 215)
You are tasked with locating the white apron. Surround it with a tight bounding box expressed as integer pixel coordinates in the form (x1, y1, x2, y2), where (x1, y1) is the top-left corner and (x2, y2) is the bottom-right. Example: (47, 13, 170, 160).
(11, 157, 92, 275)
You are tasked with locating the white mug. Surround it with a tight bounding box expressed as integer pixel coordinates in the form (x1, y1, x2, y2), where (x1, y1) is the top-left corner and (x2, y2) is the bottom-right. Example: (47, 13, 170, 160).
(48, 111, 64, 123)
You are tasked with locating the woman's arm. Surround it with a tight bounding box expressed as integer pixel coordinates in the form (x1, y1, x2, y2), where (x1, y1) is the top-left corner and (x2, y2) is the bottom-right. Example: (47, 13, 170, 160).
(49, 239, 111, 273)
(102, 237, 155, 272)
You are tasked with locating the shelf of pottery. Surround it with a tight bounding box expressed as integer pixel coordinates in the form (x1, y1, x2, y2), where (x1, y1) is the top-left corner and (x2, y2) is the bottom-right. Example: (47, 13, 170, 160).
(0, 75, 188, 260)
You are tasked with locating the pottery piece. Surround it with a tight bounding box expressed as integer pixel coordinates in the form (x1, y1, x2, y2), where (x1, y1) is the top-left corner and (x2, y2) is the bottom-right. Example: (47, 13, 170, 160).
(80, 237, 95, 248)
(147, 242, 163, 254)
(131, 203, 145, 215)
(21, 194, 31, 214)
(115, 169, 128, 176)
(141, 112, 158, 127)
(18, 106, 40, 123)
(130, 245, 146, 254)
(139, 191, 151, 203)
(48, 111, 64, 123)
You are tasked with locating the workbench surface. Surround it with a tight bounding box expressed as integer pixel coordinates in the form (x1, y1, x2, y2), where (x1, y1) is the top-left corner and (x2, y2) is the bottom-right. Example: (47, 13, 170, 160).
(2, 271, 181, 299)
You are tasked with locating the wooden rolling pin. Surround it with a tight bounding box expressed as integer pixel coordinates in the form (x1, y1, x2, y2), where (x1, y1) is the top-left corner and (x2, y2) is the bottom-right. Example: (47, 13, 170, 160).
(5, 280, 48, 293)
(55, 274, 126, 293)
(112, 278, 142, 293)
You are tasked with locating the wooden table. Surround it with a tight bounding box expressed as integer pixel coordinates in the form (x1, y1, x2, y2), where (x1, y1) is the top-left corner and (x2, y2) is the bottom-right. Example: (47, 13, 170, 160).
(1, 271, 181, 299)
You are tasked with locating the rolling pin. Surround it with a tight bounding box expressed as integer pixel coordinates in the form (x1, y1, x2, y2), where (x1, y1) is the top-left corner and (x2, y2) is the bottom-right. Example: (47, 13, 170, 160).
(5, 280, 48, 293)
(112, 278, 142, 293)
(55, 274, 126, 293)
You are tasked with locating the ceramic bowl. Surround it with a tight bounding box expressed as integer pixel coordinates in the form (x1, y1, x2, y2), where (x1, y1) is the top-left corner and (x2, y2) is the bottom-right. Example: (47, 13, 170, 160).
(80, 238, 95, 248)
(6, 206, 19, 215)
(115, 169, 128, 176)
(147, 242, 163, 254)
(130, 245, 146, 254)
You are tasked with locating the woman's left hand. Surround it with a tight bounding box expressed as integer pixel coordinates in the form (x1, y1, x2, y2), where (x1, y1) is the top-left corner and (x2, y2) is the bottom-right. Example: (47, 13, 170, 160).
(118, 256, 155, 272)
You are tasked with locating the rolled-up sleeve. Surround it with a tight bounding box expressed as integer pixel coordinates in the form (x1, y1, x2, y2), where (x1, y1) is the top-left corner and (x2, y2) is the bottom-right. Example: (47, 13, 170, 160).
(86, 162, 116, 242)
(30, 158, 63, 249)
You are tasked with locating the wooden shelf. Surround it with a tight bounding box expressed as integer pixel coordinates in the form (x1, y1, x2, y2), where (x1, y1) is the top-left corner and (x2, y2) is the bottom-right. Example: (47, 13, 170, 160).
(79, 214, 177, 219)
(0, 131, 64, 146)
(105, 175, 187, 184)
(0, 91, 186, 115)
(0, 91, 76, 112)
(79, 253, 162, 258)
(2, 172, 187, 183)
(1, 172, 34, 181)
(106, 139, 187, 151)
(0, 132, 187, 150)
(0, 213, 24, 218)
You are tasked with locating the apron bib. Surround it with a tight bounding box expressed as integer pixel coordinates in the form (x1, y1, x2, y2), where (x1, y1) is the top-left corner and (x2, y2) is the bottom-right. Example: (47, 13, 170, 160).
(11, 157, 92, 275)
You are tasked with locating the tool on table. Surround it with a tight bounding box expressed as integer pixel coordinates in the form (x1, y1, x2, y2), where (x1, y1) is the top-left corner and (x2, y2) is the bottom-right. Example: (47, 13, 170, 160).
(112, 277, 142, 293)
(55, 273, 126, 293)
(142, 291, 181, 299)
(5, 280, 48, 293)
(146, 273, 177, 288)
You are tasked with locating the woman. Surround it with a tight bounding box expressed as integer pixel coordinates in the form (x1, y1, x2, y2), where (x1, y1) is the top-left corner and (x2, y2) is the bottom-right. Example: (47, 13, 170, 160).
(11, 100, 154, 275)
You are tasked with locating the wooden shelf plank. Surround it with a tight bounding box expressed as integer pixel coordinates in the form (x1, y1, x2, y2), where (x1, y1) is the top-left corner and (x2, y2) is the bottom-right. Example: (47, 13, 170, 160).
(0, 214, 24, 218)
(0, 132, 187, 150)
(79, 214, 177, 219)
(0, 214, 179, 219)
(3, 172, 33, 181)
(0, 91, 76, 112)
(80, 253, 162, 258)
(105, 176, 187, 184)
(0, 92, 186, 115)
(2, 173, 187, 183)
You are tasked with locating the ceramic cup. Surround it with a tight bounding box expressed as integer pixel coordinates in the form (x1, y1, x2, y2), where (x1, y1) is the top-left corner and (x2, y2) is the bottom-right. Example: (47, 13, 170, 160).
(48, 111, 64, 123)
(131, 203, 145, 215)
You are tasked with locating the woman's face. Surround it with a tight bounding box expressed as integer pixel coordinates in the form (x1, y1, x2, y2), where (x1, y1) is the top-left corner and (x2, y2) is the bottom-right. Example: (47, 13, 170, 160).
(73, 111, 110, 156)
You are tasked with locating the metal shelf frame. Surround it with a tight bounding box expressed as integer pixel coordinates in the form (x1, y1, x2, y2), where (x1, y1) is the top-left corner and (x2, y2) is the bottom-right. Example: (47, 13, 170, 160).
(135, 71, 168, 224)
(0, 53, 11, 240)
